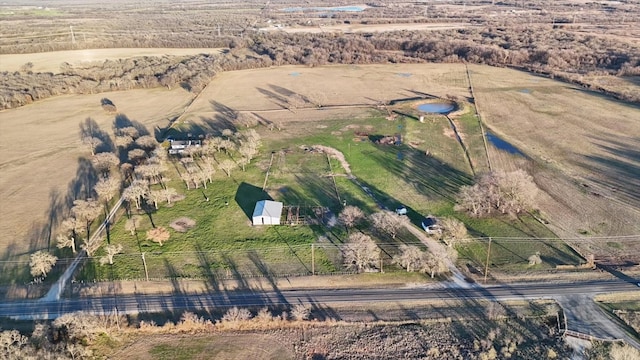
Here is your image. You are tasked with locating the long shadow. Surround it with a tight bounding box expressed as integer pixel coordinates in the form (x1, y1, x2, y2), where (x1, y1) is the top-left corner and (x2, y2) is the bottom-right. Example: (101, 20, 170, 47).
(79, 117, 115, 153)
(248, 250, 289, 306)
(234, 182, 272, 221)
(255, 87, 289, 108)
(578, 135, 640, 207)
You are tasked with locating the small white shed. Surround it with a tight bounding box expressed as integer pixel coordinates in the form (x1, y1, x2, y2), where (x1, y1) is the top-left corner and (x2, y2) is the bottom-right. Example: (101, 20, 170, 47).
(252, 200, 283, 225)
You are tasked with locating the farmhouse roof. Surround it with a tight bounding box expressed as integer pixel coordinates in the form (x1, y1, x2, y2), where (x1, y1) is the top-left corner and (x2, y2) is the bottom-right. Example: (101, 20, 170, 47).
(252, 200, 283, 218)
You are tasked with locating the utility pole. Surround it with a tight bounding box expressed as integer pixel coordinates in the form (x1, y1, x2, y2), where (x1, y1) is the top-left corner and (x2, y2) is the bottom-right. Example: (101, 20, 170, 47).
(141, 252, 149, 281)
(311, 244, 315, 275)
(484, 237, 492, 284)
(69, 25, 76, 44)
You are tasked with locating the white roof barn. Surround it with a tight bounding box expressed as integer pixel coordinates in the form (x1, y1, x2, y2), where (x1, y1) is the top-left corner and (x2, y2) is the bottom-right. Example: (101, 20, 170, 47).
(252, 200, 283, 225)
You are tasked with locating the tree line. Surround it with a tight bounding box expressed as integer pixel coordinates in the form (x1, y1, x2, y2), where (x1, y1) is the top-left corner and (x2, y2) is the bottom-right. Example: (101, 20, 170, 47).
(2, 25, 639, 110)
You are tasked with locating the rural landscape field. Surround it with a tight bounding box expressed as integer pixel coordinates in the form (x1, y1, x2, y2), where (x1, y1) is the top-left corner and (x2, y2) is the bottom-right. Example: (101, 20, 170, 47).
(1, 0, 639, 359)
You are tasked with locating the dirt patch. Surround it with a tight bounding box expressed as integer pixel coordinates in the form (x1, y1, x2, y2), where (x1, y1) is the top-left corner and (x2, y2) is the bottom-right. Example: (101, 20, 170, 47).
(169, 217, 196, 233)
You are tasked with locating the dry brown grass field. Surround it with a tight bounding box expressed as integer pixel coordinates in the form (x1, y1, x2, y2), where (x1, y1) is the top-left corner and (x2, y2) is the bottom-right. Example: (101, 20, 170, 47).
(469, 64, 640, 257)
(0, 88, 193, 259)
(0, 48, 224, 73)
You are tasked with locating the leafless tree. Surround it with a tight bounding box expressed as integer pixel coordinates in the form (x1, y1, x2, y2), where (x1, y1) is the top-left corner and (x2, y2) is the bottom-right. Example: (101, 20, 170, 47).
(59, 216, 86, 249)
(456, 170, 538, 217)
(221, 129, 234, 139)
(100, 244, 123, 265)
(52, 312, 102, 343)
(135, 163, 165, 184)
(238, 143, 258, 165)
(342, 232, 379, 272)
(81, 235, 103, 256)
(218, 159, 236, 177)
(56, 233, 77, 254)
(255, 308, 274, 323)
(146, 189, 164, 209)
(291, 304, 311, 321)
(118, 126, 139, 139)
(127, 148, 147, 164)
(162, 187, 178, 204)
(71, 199, 102, 237)
(420, 252, 448, 279)
(114, 135, 133, 148)
(222, 306, 252, 323)
(82, 136, 102, 156)
(124, 216, 142, 236)
(29, 251, 58, 279)
(135, 135, 158, 150)
(0, 330, 29, 359)
(146, 227, 170, 246)
(393, 245, 425, 273)
(91, 152, 120, 176)
(338, 206, 365, 229)
(122, 180, 148, 209)
(94, 176, 120, 209)
(528, 251, 542, 266)
(369, 210, 405, 239)
(180, 172, 195, 190)
(439, 217, 469, 247)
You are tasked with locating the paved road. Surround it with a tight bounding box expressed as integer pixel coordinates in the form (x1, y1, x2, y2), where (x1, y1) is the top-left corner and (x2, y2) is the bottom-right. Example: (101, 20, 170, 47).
(1, 280, 637, 320)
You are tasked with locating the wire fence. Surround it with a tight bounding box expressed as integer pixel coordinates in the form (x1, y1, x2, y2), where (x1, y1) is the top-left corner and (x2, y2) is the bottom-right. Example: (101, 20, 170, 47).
(2, 235, 639, 284)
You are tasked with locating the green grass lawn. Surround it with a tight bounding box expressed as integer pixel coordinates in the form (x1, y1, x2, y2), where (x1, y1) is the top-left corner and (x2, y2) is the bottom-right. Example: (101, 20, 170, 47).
(80, 104, 581, 281)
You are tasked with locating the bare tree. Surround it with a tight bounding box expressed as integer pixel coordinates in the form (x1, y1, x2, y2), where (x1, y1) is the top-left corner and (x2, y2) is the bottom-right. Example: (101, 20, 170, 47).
(81, 236, 103, 256)
(162, 187, 178, 204)
(71, 199, 102, 238)
(0, 330, 29, 359)
(393, 244, 425, 273)
(135, 163, 166, 184)
(146, 227, 170, 246)
(369, 210, 404, 239)
(146, 189, 164, 209)
(122, 180, 148, 209)
(91, 152, 120, 175)
(218, 159, 236, 177)
(439, 217, 469, 247)
(127, 148, 147, 164)
(222, 306, 252, 323)
(59, 216, 86, 250)
(135, 135, 158, 150)
(456, 170, 538, 217)
(100, 244, 123, 265)
(29, 251, 57, 279)
(528, 251, 542, 266)
(338, 206, 365, 229)
(114, 135, 133, 148)
(94, 176, 120, 209)
(56, 233, 76, 254)
(238, 143, 258, 165)
(124, 216, 142, 236)
(82, 136, 102, 156)
(291, 304, 311, 321)
(420, 252, 448, 279)
(118, 126, 139, 139)
(342, 232, 379, 272)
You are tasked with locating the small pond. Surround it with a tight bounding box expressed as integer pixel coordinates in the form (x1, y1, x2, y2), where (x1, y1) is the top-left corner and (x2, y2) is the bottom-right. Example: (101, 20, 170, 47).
(485, 131, 525, 156)
(417, 103, 455, 114)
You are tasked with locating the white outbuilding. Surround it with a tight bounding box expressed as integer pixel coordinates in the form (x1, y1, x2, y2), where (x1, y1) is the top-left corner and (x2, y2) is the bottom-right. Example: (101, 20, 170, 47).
(252, 200, 283, 225)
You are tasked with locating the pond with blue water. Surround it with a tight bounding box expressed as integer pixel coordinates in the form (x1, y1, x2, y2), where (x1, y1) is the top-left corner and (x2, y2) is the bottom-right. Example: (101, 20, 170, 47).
(417, 103, 455, 114)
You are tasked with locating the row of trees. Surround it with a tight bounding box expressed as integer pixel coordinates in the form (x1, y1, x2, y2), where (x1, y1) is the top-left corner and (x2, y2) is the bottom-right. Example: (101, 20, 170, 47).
(3, 23, 639, 110)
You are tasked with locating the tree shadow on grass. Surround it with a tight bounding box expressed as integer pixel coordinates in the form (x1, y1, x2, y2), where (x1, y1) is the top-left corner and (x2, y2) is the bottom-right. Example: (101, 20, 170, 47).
(234, 182, 272, 221)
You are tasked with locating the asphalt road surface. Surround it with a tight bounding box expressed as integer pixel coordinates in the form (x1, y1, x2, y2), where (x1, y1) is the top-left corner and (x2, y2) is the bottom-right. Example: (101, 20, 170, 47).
(0, 280, 637, 320)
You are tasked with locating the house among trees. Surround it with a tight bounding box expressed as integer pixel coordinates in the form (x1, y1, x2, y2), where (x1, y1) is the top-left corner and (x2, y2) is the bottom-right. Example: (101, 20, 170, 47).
(168, 138, 202, 155)
(252, 200, 283, 225)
